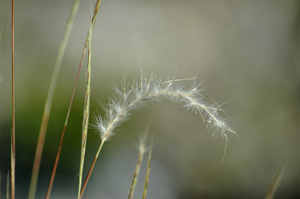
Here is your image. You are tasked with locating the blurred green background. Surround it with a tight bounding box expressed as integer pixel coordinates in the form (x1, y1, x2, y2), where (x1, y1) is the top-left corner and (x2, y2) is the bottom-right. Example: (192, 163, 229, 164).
(1, 0, 300, 198)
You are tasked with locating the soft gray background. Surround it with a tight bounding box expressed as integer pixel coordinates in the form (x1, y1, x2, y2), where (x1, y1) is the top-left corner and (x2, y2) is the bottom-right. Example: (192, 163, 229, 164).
(1, 0, 300, 198)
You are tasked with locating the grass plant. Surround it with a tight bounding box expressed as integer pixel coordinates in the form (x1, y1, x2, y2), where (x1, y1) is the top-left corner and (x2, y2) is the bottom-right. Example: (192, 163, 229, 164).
(4, 0, 289, 198)
(4, 0, 245, 198)
(80, 72, 235, 197)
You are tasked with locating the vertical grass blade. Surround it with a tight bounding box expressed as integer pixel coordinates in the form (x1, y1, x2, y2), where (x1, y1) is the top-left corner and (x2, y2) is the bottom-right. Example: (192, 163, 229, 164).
(48, 1, 102, 197)
(128, 121, 151, 199)
(265, 158, 288, 199)
(28, 1, 80, 199)
(6, 173, 9, 199)
(47, 0, 101, 195)
(40, 1, 81, 199)
(142, 136, 154, 199)
(10, 0, 15, 198)
(0, 26, 3, 46)
(128, 142, 145, 199)
(78, 26, 92, 199)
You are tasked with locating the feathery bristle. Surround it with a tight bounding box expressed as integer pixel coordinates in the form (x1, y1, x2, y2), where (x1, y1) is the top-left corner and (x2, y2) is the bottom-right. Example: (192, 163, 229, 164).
(95, 73, 235, 141)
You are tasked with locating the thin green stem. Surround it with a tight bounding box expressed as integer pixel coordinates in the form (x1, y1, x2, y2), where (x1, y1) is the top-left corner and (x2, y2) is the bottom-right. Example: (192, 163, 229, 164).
(143, 136, 154, 199)
(75, 0, 102, 197)
(6, 172, 9, 199)
(29, 1, 80, 199)
(78, 26, 93, 199)
(265, 157, 289, 199)
(128, 121, 151, 199)
(128, 147, 145, 199)
(11, 0, 15, 198)
(45, 0, 102, 194)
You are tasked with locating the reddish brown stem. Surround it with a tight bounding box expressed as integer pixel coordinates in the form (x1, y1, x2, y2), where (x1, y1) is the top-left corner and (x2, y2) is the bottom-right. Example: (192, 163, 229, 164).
(47, 1, 102, 198)
(45, 41, 87, 199)
(11, 0, 15, 198)
(80, 155, 96, 198)
(80, 140, 104, 198)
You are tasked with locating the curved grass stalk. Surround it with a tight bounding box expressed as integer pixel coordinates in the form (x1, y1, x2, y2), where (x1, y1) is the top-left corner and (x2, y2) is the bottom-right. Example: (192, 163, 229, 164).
(80, 73, 235, 197)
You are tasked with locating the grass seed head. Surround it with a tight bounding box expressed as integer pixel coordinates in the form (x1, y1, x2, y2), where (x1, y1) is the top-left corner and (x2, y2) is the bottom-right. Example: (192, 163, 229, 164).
(95, 73, 235, 141)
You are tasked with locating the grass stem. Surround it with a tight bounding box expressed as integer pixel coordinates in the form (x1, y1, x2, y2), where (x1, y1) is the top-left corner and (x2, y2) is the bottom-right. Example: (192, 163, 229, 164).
(128, 142, 145, 199)
(128, 122, 151, 199)
(27, 1, 80, 199)
(45, 0, 101, 193)
(265, 157, 289, 199)
(11, 0, 15, 198)
(78, 23, 93, 199)
(6, 173, 9, 199)
(142, 136, 154, 199)
(80, 140, 105, 198)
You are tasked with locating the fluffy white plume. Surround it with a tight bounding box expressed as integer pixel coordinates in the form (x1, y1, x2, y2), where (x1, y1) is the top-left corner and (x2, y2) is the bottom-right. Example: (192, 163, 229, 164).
(95, 73, 235, 142)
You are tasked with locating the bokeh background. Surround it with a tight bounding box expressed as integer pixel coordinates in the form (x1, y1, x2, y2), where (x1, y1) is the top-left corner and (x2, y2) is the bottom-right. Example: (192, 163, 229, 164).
(1, 0, 300, 198)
